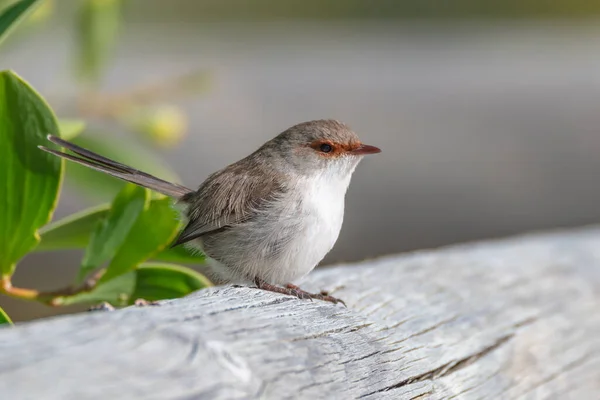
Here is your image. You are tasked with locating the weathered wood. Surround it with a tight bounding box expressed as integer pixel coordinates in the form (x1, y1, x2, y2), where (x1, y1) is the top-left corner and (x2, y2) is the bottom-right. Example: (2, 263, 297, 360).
(1, 227, 599, 399)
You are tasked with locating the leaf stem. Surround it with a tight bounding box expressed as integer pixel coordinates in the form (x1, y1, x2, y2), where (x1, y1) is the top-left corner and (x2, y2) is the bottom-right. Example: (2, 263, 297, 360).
(0, 270, 104, 306)
(0, 278, 40, 300)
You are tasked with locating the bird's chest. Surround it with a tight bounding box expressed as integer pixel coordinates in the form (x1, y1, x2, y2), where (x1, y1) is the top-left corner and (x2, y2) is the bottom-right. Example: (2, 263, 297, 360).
(300, 178, 346, 250)
(268, 176, 348, 283)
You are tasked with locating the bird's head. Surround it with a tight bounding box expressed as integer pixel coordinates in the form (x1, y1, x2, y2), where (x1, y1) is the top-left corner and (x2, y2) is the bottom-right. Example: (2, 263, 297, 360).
(263, 119, 381, 178)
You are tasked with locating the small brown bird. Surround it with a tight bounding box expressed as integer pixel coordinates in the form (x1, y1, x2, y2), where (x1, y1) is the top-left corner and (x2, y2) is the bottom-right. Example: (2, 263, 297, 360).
(41, 120, 380, 304)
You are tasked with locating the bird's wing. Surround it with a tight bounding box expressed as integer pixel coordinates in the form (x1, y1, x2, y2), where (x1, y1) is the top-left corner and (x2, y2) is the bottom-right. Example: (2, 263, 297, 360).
(172, 162, 286, 247)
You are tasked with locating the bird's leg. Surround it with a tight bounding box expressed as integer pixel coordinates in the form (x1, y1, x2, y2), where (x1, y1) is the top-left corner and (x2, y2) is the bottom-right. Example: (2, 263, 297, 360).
(252, 278, 345, 305)
(254, 278, 313, 300)
(284, 283, 346, 306)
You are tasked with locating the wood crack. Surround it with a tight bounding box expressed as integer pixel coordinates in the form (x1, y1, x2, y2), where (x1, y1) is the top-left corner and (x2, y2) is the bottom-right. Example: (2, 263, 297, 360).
(340, 350, 381, 365)
(358, 333, 514, 398)
(386, 315, 459, 348)
(286, 323, 373, 342)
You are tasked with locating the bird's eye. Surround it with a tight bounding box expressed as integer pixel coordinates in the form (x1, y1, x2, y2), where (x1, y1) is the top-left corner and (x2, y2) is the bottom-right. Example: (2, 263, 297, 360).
(319, 143, 333, 153)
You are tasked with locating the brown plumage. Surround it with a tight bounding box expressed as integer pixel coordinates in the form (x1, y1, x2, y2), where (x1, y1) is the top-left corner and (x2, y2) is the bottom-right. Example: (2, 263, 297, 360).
(175, 160, 287, 246)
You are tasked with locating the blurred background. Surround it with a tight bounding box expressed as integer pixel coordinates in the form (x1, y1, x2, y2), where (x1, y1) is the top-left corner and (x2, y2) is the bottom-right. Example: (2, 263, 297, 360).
(1, 0, 600, 321)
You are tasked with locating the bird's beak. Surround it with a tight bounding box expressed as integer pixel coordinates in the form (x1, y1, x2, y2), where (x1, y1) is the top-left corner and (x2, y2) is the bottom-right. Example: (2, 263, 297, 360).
(350, 144, 381, 155)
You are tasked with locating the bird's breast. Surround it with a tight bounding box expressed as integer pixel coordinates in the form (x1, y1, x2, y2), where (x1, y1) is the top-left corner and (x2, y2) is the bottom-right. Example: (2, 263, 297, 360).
(265, 174, 349, 283)
(301, 175, 347, 240)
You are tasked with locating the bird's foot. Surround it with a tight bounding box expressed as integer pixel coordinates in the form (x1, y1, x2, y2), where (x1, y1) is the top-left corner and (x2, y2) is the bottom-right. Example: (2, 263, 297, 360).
(253, 278, 345, 306)
(134, 298, 160, 307)
(87, 302, 115, 312)
(285, 283, 346, 306)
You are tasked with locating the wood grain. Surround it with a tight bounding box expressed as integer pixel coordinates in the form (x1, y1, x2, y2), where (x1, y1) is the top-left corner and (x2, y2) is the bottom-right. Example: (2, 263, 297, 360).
(1, 227, 599, 399)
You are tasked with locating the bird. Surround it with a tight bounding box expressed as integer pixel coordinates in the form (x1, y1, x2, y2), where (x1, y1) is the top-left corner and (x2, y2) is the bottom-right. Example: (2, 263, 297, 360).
(40, 119, 381, 304)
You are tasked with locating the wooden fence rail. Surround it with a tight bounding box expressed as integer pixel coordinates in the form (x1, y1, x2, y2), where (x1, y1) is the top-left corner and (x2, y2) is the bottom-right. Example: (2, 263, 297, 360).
(1, 227, 599, 399)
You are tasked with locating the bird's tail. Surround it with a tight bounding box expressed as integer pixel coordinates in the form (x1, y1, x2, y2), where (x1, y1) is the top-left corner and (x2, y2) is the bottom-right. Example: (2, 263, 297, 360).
(40, 135, 194, 199)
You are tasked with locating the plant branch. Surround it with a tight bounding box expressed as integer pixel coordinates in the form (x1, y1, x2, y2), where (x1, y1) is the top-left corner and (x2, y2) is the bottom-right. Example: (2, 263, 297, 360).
(0, 270, 104, 306)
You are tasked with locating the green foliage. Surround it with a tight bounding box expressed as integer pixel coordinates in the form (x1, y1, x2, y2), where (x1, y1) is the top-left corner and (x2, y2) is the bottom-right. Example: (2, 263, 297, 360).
(0, 0, 210, 317)
(59, 263, 211, 306)
(0, 71, 209, 307)
(0, 305, 12, 325)
(41, 185, 209, 307)
(58, 270, 136, 306)
(36, 204, 110, 251)
(35, 202, 206, 264)
(153, 245, 206, 265)
(77, 0, 122, 83)
(0, 0, 41, 47)
(0, 70, 62, 277)
(79, 184, 148, 282)
(48, 184, 209, 306)
(131, 263, 212, 303)
(100, 196, 180, 283)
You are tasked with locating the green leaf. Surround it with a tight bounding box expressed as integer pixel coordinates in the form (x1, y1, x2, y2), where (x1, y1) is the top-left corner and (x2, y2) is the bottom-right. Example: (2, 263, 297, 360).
(58, 118, 85, 140)
(0, 70, 62, 277)
(59, 262, 211, 306)
(153, 244, 206, 264)
(100, 196, 180, 283)
(0, 0, 41, 47)
(131, 263, 211, 304)
(58, 270, 135, 306)
(0, 305, 12, 325)
(79, 184, 148, 282)
(37, 203, 110, 251)
(64, 133, 180, 202)
(35, 202, 206, 264)
(76, 0, 122, 83)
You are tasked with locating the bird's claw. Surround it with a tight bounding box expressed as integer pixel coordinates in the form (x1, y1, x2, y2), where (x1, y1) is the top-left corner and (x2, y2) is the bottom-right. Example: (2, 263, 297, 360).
(87, 302, 115, 312)
(284, 283, 345, 305)
(253, 278, 346, 305)
(134, 298, 160, 307)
